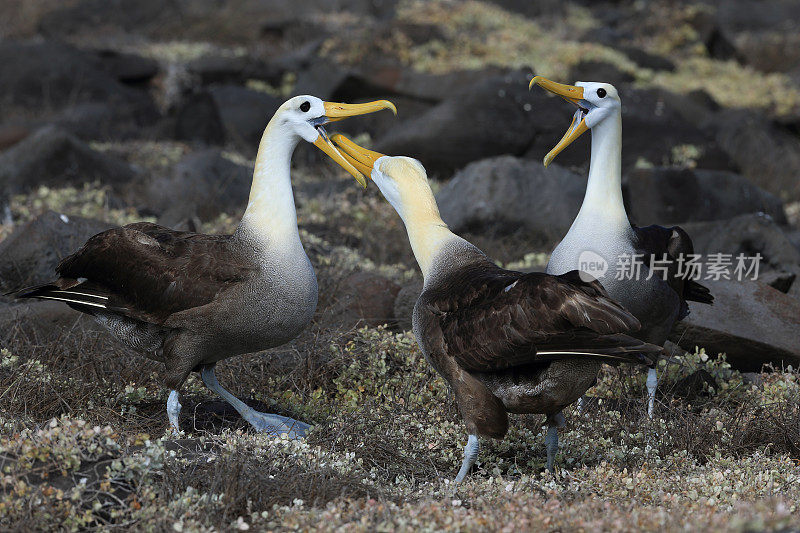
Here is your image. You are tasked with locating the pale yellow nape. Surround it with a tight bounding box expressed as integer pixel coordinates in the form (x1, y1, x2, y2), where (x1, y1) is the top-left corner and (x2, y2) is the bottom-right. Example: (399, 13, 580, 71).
(378, 157, 459, 278)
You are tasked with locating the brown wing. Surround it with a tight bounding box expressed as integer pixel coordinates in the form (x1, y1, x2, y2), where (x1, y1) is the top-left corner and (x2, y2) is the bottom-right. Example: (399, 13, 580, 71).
(53, 222, 256, 324)
(633, 224, 714, 319)
(421, 263, 661, 373)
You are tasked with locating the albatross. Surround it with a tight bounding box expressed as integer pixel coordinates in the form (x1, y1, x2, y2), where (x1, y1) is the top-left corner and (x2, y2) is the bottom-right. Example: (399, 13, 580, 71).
(12, 95, 396, 436)
(329, 134, 662, 479)
(530, 77, 714, 416)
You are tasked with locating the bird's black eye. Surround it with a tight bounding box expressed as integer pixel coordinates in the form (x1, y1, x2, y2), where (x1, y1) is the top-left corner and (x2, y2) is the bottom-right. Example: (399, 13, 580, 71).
(299, 101, 311, 112)
(596, 88, 607, 98)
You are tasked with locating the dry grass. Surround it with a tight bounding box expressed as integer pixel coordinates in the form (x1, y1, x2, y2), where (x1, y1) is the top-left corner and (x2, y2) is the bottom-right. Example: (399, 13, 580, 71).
(2, 317, 799, 531)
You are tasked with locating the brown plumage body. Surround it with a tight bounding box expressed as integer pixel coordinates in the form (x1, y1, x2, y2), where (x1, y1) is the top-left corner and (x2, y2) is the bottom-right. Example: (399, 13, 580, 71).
(413, 240, 660, 441)
(20, 221, 316, 390)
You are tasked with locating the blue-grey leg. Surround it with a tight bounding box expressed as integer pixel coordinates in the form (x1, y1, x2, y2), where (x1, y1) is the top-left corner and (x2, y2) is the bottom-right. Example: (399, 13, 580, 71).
(200, 364, 310, 438)
(646, 367, 658, 418)
(576, 396, 585, 413)
(454, 434, 479, 483)
(545, 412, 565, 472)
(167, 390, 181, 432)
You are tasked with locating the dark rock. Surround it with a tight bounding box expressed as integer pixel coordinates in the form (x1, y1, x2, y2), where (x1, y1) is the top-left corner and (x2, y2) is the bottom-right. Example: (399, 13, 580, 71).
(50, 101, 159, 141)
(568, 60, 635, 86)
(758, 270, 797, 293)
(332, 271, 401, 328)
(174, 91, 226, 145)
(0, 211, 115, 291)
(624, 167, 786, 226)
(681, 213, 800, 278)
(706, 27, 740, 61)
(619, 88, 733, 171)
(713, 110, 800, 201)
(148, 149, 252, 225)
(393, 278, 423, 331)
(484, 0, 567, 19)
(0, 126, 139, 195)
(714, 0, 800, 35)
(436, 156, 586, 242)
(0, 40, 156, 114)
(0, 125, 31, 152)
(293, 60, 352, 101)
(187, 55, 283, 86)
(376, 71, 560, 175)
(38, 0, 179, 37)
(670, 279, 800, 372)
(618, 46, 675, 72)
(91, 49, 159, 84)
(741, 372, 764, 387)
(731, 32, 800, 73)
(671, 369, 718, 401)
(209, 85, 282, 148)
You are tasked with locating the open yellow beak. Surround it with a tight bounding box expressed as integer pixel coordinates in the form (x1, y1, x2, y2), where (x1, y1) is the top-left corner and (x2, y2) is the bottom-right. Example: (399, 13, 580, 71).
(529, 76, 589, 167)
(330, 134, 385, 178)
(314, 100, 397, 187)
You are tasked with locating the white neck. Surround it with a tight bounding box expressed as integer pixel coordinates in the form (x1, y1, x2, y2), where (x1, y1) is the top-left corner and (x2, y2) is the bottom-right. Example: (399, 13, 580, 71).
(573, 111, 629, 228)
(237, 121, 302, 246)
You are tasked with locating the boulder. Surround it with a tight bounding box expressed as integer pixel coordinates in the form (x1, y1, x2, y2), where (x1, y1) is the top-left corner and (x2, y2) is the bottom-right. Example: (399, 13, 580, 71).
(174, 91, 226, 145)
(209, 85, 282, 148)
(0, 40, 156, 118)
(436, 156, 586, 242)
(0, 211, 115, 292)
(711, 0, 800, 72)
(681, 213, 800, 277)
(671, 369, 718, 401)
(331, 271, 401, 328)
(38, 0, 180, 37)
(618, 46, 675, 72)
(624, 167, 786, 226)
(568, 61, 635, 86)
(713, 110, 800, 201)
(147, 150, 252, 225)
(0, 126, 139, 194)
(670, 279, 800, 372)
(393, 278, 423, 331)
(187, 55, 282, 86)
(90, 49, 159, 84)
(617, 88, 733, 171)
(375, 71, 564, 175)
(49, 101, 159, 141)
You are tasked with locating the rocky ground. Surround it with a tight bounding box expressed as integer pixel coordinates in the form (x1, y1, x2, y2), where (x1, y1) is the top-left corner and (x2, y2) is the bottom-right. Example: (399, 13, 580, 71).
(1, 0, 799, 531)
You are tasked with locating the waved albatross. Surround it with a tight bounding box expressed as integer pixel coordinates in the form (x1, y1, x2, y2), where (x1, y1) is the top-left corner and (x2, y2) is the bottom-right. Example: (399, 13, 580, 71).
(530, 77, 714, 416)
(12, 96, 396, 436)
(330, 134, 662, 479)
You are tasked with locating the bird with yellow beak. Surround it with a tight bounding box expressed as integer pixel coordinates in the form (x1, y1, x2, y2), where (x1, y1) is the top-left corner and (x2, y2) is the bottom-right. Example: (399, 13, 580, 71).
(11, 95, 397, 436)
(327, 133, 661, 480)
(530, 76, 713, 417)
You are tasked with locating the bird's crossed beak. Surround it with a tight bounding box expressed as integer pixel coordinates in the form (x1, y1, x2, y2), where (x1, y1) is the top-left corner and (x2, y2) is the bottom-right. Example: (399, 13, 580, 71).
(313, 100, 396, 187)
(329, 134, 385, 178)
(529, 76, 589, 167)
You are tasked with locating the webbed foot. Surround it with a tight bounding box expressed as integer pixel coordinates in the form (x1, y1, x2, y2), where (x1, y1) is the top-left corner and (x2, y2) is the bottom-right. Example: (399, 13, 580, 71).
(242, 409, 311, 439)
